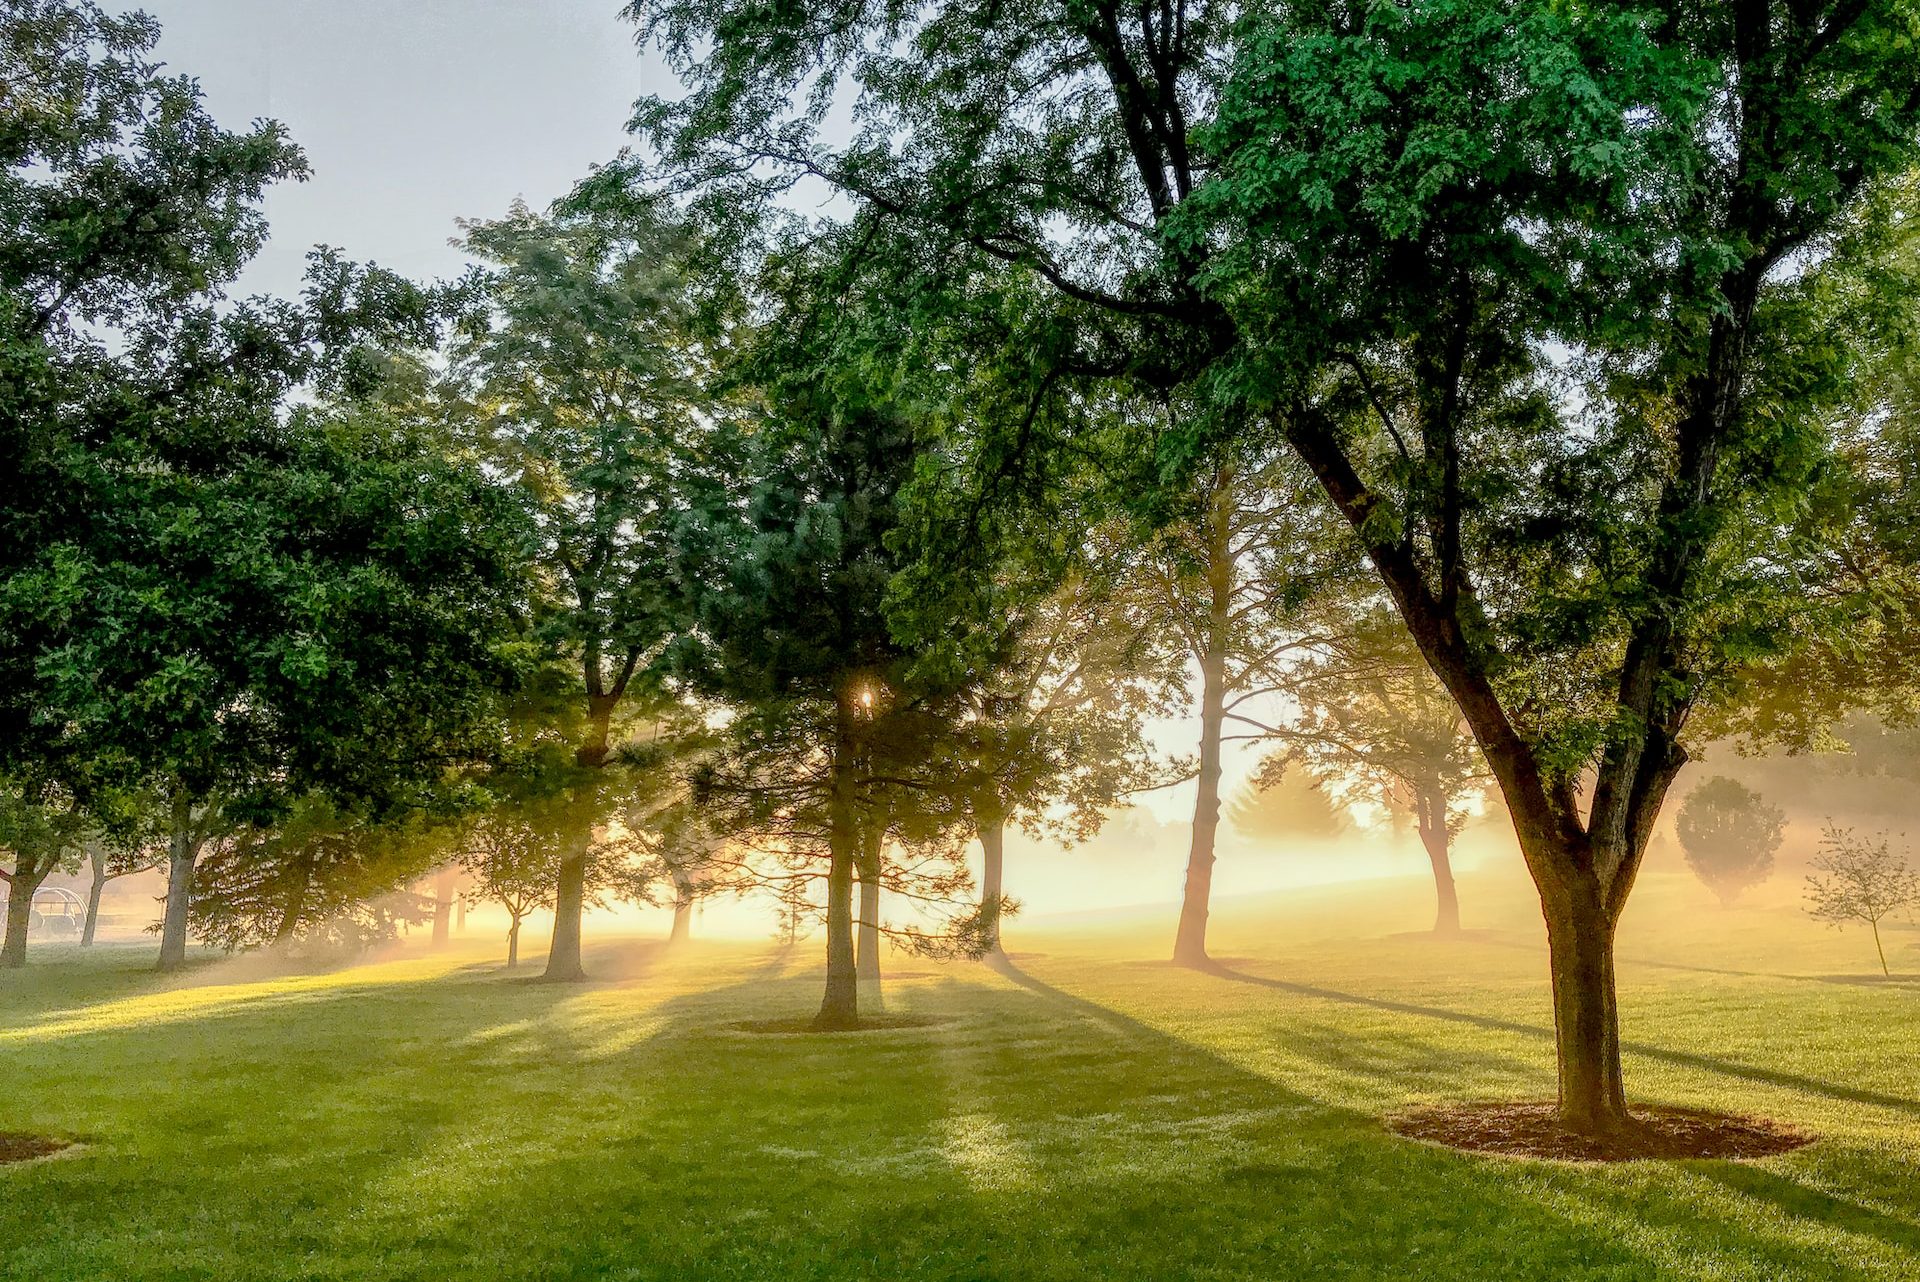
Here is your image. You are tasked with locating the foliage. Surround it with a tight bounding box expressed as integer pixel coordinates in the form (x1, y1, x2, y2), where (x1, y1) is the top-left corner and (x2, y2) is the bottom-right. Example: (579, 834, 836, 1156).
(1268, 610, 1487, 844)
(1675, 777, 1786, 906)
(1805, 823, 1920, 975)
(1224, 768, 1350, 846)
(187, 798, 449, 955)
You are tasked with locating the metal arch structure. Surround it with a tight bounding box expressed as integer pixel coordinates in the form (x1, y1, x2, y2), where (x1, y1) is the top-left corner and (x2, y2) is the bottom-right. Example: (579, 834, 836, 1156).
(0, 885, 90, 938)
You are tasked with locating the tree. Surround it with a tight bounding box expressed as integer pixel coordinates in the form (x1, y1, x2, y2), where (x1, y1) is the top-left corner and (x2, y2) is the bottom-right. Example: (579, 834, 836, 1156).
(81, 830, 160, 947)
(187, 797, 447, 954)
(940, 550, 1179, 957)
(1268, 611, 1490, 935)
(0, 779, 88, 965)
(459, 808, 563, 970)
(1143, 441, 1357, 964)
(1224, 769, 1350, 847)
(1182, 1, 1920, 1134)
(1805, 825, 1920, 976)
(441, 198, 720, 982)
(1676, 778, 1786, 907)
(673, 222, 1003, 1026)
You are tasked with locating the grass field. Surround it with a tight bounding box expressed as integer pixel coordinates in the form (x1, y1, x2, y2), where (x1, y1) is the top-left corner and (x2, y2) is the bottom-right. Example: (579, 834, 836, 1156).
(1, 865, 1917, 1281)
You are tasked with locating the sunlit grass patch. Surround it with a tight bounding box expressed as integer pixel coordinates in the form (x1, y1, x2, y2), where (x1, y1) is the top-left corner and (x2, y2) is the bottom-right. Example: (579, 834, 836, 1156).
(0, 872, 1914, 1280)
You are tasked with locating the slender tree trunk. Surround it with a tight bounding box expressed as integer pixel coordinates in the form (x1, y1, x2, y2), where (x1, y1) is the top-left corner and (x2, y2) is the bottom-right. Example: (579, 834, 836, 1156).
(978, 813, 1006, 957)
(856, 823, 883, 1011)
(157, 794, 201, 972)
(1174, 642, 1229, 967)
(1, 861, 47, 968)
(455, 897, 466, 934)
(1541, 873, 1627, 1135)
(82, 853, 107, 946)
(507, 916, 522, 969)
(430, 867, 455, 950)
(1416, 790, 1461, 936)
(1872, 920, 1889, 977)
(815, 711, 860, 1031)
(1174, 476, 1234, 969)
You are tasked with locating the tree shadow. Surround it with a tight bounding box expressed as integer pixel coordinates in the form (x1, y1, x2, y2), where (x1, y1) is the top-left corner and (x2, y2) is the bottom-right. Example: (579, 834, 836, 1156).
(1202, 961, 1920, 1119)
(4, 943, 1918, 1280)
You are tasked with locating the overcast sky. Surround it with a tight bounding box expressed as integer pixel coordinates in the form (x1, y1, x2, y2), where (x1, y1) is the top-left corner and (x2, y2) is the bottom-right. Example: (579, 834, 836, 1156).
(143, 1, 669, 300)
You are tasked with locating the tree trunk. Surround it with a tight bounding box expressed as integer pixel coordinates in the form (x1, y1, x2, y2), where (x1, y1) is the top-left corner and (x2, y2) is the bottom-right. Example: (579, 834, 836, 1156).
(1174, 475, 1234, 969)
(856, 824, 883, 1011)
(273, 863, 312, 947)
(814, 713, 860, 1031)
(430, 867, 455, 950)
(1416, 789, 1461, 936)
(82, 853, 107, 947)
(1872, 919, 1889, 977)
(507, 916, 521, 969)
(1173, 640, 1228, 967)
(978, 813, 1006, 957)
(1542, 876, 1627, 1135)
(543, 698, 616, 982)
(1, 860, 47, 968)
(456, 897, 466, 934)
(157, 794, 200, 972)
(542, 844, 589, 982)
(669, 889, 692, 945)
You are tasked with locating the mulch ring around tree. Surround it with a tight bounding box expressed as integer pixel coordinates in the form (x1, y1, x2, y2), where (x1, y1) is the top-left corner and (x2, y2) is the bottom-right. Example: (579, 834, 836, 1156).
(728, 1013, 956, 1036)
(0, 1133, 78, 1166)
(1388, 1101, 1813, 1162)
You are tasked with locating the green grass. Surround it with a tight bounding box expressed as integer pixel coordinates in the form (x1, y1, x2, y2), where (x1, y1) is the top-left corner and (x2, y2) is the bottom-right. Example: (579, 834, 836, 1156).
(2, 866, 1918, 1280)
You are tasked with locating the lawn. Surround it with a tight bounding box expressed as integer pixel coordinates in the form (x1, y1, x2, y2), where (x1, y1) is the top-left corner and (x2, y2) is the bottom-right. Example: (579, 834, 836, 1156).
(1, 867, 1917, 1281)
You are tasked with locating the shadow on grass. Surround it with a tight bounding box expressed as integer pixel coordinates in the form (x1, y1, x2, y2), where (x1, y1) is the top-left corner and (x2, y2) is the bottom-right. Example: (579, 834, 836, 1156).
(1202, 962, 1920, 1119)
(5, 942, 1919, 1280)
(1481, 934, 1920, 992)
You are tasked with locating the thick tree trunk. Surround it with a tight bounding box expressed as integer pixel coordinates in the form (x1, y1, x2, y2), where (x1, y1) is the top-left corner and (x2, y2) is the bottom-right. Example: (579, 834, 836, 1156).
(669, 891, 692, 945)
(1174, 645, 1228, 967)
(856, 826, 883, 1011)
(273, 864, 311, 947)
(82, 853, 107, 947)
(1416, 790, 1460, 935)
(815, 715, 861, 1031)
(817, 839, 858, 1030)
(430, 867, 455, 950)
(157, 795, 200, 972)
(1, 862, 47, 968)
(456, 897, 466, 934)
(1542, 875, 1627, 1135)
(507, 917, 522, 969)
(543, 698, 616, 982)
(978, 814, 1006, 957)
(542, 844, 589, 982)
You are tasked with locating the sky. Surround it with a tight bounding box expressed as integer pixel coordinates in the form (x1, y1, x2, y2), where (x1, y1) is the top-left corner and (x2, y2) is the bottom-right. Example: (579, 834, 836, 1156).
(144, 1, 663, 300)
(129, 1, 1504, 931)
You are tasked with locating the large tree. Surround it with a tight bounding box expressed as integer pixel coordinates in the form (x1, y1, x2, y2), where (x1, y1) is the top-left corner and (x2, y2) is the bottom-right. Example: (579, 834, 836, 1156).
(441, 198, 720, 982)
(1188, 2, 1920, 1132)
